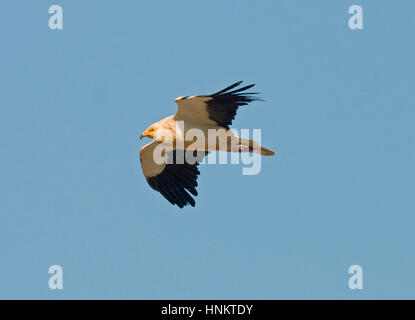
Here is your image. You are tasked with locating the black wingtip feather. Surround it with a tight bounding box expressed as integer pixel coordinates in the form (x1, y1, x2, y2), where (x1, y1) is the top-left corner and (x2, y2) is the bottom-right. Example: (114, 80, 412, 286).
(146, 150, 205, 208)
(204, 81, 263, 129)
(212, 81, 243, 95)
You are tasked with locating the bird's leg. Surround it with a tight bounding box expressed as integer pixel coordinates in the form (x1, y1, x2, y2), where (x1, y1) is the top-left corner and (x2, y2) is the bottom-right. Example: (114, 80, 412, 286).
(230, 140, 249, 153)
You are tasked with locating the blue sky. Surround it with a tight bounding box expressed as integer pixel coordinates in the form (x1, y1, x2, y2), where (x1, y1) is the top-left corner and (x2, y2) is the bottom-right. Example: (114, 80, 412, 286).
(0, 0, 414, 299)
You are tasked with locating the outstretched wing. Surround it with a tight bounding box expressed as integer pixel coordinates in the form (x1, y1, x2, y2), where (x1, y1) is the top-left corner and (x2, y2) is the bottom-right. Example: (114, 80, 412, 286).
(174, 81, 261, 129)
(139, 141, 206, 208)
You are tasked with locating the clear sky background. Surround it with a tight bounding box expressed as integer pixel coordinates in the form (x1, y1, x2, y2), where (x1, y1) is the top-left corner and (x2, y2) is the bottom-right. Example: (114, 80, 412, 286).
(1, 0, 414, 299)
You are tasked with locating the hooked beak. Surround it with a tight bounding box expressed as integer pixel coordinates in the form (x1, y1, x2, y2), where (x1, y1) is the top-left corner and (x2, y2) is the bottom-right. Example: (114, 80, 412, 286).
(140, 130, 151, 140)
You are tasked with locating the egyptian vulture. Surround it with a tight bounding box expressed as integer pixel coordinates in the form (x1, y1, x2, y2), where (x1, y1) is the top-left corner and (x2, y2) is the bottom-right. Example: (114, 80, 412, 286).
(139, 81, 275, 208)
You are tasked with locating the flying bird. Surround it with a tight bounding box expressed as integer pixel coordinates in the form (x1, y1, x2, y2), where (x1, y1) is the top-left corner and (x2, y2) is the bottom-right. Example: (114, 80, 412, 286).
(139, 81, 275, 208)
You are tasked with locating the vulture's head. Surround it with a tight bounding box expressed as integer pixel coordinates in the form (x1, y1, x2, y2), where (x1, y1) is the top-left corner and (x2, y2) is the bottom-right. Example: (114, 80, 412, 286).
(140, 125, 159, 140)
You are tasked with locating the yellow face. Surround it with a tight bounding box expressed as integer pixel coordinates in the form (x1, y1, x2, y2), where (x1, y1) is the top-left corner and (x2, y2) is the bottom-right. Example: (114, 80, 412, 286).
(140, 126, 157, 139)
